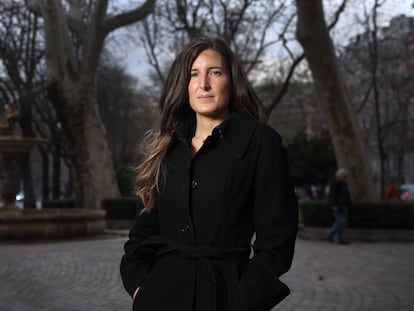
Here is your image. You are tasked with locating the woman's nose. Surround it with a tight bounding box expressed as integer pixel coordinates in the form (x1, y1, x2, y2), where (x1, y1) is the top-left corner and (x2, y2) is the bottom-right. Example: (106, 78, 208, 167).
(199, 75, 211, 90)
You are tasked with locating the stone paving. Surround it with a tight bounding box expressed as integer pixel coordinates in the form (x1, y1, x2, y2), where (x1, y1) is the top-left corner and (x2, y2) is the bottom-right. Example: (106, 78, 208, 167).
(275, 240, 414, 311)
(0, 235, 413, 311)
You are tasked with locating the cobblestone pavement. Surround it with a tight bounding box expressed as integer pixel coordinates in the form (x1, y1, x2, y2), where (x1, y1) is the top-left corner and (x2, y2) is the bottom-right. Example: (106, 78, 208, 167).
(0, 235, 413, 311)
(274, 240, 414, 311)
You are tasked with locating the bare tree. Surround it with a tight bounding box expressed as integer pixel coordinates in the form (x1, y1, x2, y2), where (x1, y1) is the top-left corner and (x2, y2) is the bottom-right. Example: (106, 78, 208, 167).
(367, 0, 386, 196)
(96, 62, 158, 167)
(0, 1, 46, 208)
(264, 0, 348, 117)
(32, 93, 72, 200)
(341, 9, 414, 193)
(138, 0, 287, 86)
(296, 0, 376, 201)
(28, 0, 155, 209)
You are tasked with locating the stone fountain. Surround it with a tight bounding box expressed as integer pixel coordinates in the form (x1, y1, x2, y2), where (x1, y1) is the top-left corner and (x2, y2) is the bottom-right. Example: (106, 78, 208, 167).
(0, 104, 106, 240)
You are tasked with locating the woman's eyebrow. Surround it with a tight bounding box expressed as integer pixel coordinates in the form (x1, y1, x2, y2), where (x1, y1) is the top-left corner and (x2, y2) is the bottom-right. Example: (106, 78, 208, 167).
(190, 66, 224, 71)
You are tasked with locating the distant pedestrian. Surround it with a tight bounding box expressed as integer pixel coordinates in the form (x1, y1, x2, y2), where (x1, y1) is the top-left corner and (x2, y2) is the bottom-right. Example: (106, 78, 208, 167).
(327, 168, 351, 244)
(384, 180, 400, 201)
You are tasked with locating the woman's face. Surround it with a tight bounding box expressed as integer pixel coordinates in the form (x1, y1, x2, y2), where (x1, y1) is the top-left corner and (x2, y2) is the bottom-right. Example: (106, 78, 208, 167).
(188, 49, 231, 120)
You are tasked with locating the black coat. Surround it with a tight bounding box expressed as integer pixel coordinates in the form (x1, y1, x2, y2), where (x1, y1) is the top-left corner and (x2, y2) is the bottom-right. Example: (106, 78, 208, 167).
(327, 178, 351, 212)
(120, 111, 298, 311)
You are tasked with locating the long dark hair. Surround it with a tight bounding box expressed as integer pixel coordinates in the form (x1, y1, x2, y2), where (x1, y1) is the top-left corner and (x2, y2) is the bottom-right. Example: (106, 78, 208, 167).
(137, 37, 261, 212)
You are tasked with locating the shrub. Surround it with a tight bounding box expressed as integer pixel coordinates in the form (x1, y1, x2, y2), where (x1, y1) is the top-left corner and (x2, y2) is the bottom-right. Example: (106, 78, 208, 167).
(101, 197, 138, 220)
(42, 199, 76, 209)
(42, 197, 138, 220)
(115, 164, 136, 197)
(300, 200, 331, 227)
(301, 200, 414, 229)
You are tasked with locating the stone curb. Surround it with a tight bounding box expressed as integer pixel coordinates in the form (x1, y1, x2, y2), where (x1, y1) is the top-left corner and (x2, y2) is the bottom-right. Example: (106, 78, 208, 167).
(299, 225, 414, 242)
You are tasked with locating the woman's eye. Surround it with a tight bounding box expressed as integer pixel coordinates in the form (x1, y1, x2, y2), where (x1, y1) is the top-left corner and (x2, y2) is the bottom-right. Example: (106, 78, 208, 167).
(190, 72, 198, 78)
(210, 70, 222, 76)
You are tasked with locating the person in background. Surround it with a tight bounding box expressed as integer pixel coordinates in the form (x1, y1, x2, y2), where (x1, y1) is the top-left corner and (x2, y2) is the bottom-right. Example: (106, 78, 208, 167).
(327, 168, 351, 244)
(120, 37, 298, 311)
(384, 180, 400, 201)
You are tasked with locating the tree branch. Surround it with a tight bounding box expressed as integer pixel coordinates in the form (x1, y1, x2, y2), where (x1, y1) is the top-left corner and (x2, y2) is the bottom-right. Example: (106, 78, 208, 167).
(265, 54, 305, 116)
(266, 0, 349, 115)
(103, 0, 155, 35)
(328, 0, 348, 30)
(64, 0, 87, 40)
(66, 14, 87, 41)
(35, 0, 78, 79)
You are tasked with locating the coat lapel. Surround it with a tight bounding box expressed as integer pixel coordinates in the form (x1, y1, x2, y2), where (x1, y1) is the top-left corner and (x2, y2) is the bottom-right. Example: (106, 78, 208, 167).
(219, 111, 257, 159)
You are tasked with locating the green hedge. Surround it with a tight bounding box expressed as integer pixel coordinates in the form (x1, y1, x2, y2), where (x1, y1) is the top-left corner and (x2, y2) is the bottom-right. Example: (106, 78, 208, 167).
(42, 199, 76, 209)
(42, 198, 138, 221)
(101, 197, 138, 220)
(301, 200, 414, 229)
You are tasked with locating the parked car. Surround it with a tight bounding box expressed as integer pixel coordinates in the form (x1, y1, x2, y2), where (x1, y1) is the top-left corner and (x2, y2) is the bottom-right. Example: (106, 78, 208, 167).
(400, 184, 414, 201)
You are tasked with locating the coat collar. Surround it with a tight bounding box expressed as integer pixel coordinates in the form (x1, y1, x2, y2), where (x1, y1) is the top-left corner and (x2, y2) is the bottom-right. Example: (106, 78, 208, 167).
(219, 111, 257, 159)
(172, 110, 258, 159)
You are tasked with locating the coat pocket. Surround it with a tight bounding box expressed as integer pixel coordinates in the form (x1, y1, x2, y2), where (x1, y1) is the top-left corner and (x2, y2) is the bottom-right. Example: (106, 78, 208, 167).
(132, 266, 155, 310)
(240, 273, 290, 311)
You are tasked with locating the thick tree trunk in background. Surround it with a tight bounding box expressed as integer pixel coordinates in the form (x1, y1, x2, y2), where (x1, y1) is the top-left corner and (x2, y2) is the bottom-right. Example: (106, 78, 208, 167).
(47, 80, 119, 208)
(296, 0, 377, 201)
(32, 0, 155, 208)
(58, 82, 119, 207)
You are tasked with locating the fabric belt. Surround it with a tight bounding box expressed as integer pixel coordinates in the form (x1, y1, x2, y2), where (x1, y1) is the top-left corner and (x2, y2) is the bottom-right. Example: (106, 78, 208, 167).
(135, 235, 250, 311)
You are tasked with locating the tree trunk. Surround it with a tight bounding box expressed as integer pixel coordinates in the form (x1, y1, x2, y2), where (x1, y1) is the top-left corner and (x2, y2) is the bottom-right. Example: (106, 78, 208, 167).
(295, 0, 377, 201)
(19, 155, 36, 208)
(52, 142, 61, 199)
(48, 80, 119, 208)
(66, 162, 76, 198)
(51, 128, 62, 199)
(369, 0, 385, 198)
(32, 0, 154, 208)
(39, 147, 50, 200)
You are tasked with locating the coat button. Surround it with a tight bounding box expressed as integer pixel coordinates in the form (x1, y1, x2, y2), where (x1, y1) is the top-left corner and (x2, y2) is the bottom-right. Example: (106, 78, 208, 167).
(191, 180, 198, 189)
(180, 224, 190, 234)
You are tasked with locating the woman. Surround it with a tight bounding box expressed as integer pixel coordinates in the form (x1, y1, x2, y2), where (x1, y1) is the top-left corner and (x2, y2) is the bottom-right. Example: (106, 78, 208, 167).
(120, 37, 298, 311)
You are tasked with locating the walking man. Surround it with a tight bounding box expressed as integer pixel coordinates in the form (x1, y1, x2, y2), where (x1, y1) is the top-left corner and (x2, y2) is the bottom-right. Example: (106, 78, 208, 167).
(327, 168, 351, 244)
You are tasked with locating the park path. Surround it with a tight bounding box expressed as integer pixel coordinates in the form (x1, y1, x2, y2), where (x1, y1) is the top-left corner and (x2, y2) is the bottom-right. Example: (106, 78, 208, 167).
(0, 235, 413, 311)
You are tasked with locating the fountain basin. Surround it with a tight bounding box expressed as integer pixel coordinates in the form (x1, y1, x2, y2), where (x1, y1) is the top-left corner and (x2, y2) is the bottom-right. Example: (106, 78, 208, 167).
(0, 208, 106, 240)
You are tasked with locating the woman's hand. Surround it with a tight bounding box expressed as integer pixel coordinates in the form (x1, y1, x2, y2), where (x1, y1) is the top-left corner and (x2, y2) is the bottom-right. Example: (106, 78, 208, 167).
(133, 287, 140, 299)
